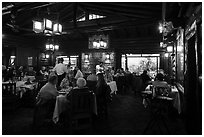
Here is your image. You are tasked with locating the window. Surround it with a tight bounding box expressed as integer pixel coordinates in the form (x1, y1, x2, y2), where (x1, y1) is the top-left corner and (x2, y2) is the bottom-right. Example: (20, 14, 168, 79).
(77, 13, 106, 22)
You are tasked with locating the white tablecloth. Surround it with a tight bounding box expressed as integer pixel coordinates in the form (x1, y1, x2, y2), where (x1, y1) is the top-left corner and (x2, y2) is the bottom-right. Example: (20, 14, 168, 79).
(53, 95, 70, 124)
(16, 81, 37, 98)
(107, 81, 118, 94)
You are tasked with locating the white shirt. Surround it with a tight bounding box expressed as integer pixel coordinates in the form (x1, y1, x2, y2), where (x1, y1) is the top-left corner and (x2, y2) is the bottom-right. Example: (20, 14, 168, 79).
(96, 65, 104, 74)
(53, 63, 68, 75)
(75, 70, 84, 79)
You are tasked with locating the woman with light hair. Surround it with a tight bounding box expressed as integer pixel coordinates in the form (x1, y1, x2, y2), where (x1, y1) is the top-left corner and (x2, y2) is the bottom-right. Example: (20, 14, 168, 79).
(76, 77, 87, 89)
(66, 77, 89, 101)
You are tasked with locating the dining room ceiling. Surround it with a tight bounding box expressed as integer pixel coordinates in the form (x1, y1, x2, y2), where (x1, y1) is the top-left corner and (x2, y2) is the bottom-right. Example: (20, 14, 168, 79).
(3, 2, 199, 52)
(2, 2, 190, 37)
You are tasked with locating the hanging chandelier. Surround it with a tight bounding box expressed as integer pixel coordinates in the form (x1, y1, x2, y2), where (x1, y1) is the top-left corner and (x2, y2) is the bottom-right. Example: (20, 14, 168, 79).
(33, 19, 62, 36)
(33, 10, 62, 36)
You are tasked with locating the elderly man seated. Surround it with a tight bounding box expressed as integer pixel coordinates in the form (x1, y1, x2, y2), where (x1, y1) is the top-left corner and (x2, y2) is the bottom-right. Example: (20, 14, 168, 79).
(33, 74, 59, 127)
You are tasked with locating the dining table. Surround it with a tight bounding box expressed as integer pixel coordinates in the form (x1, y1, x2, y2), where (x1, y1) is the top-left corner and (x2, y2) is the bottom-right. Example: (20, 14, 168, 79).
(2, 80, 38, 98)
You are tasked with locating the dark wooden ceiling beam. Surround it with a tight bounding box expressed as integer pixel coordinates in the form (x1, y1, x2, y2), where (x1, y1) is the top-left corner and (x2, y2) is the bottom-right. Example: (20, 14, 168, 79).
(63, 16, 128, 31)
(102, 2, 162, 12)
(73, 3, 77, 28)
(78, 3, 128, 19)
(17, 3, 56, 12)
(59, 3, 74, 18)
(93, 3, 161, 15)
(82, 3, 158, 19)
(82, 3, 148, 19)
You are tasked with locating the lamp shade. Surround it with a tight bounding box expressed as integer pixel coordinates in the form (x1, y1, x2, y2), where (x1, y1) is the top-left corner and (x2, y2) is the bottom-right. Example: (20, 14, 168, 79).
(93, 41, 98, 47)
(33, 20, 43, 33)
(100, 40, 104, 47)
(45, 54, 50, 58)
(45, 44, 50, 50)
(49, 44, 54, 50)
(106, 54, 110, 59)
(53, 23, 62, 35)
(44, 18, 53, 36)
(54, 44, 59, 50)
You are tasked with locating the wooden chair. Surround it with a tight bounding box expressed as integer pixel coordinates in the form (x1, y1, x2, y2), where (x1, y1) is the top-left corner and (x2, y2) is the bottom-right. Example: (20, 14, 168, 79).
(143, 86, 172, 134)
(69, 88, 93, 134)
(33, 98, 56, 127)
(2, 82, 20, 112)
(86, 80, 97, 92)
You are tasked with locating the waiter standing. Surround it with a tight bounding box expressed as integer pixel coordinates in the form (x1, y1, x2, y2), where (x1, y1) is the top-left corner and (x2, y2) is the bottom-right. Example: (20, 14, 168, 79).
(53, 58, 68, 89)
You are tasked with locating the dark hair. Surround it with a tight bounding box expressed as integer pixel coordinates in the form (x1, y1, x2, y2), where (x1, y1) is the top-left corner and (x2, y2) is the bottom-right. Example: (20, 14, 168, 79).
(143, 70, 147, 74)
(156, 73, 164, 81)
(48, 74, 58, 84)
(58, 58, 64, 63)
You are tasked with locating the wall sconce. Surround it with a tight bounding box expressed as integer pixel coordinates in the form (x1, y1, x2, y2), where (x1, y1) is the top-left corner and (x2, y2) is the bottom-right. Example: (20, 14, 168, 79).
(10, 56, 16, 59)
(45, 39, 60, 51)
(166, 46, 173, 52)
(106, 54, 110, 60)
(92, 35, 108, 49)
(85, 54, 89, 60)
(160, 42, 163, 47)
(45, 54, 50, 58)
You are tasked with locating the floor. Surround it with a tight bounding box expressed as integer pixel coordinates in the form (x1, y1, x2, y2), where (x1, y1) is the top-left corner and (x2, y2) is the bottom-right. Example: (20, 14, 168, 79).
(2, 88, 187, 135)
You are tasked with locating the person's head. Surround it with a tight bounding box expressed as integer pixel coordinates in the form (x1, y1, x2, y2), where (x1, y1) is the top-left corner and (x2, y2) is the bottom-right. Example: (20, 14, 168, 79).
(42, 66, 46, 70)
(48, 74, 58, 85)
(58, 58, 64, 63)
(76, 78, 87, 88)
(156, 73, 164, 81)
(28, 67, 33, 71)
(67, 63, 71, 69)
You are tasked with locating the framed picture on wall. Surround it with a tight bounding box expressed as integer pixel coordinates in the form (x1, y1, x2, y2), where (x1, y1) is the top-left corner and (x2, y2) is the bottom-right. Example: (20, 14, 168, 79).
(28, 57, 33, 66)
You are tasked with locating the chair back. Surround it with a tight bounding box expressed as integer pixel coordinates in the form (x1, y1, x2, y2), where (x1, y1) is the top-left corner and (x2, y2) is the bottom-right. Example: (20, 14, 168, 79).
(70, 88, 92, 114)
(2, 82, 16, 96)
(86, 80, 97, 92)
(37, 80, 47, 91)
(153, 86, 170, 97)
